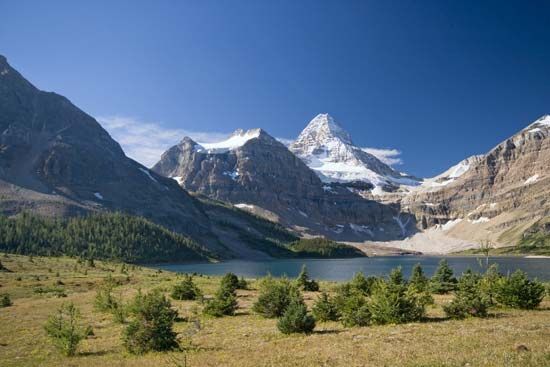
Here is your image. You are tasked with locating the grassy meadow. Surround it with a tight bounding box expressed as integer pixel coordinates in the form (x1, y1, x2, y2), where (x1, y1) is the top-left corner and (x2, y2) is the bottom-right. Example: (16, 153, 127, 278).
(0, 254, 549, 367)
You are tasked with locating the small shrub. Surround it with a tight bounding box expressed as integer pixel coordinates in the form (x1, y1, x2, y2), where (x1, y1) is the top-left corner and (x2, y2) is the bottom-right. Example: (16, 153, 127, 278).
(203, 290, 238, 317)
(252, 277, 300, 318)
(277, 299, 315, 334)
(368, 271, 427, 325)
(495, 270, 545, 309)
(430, 259, 457, 294)
(94, 276, 118, 312)
(312, 292, 339, 322)
(338, 290, 371, 327)
(409, 263, 429, 292)
(237, 276, 248, 290)
(444, 270, 489, 319)
(349, 272, 376, 296)
(1, 293, 13, 307)
(220, 273, 240, 292)
(44, 303, 86, 356)
(171, 275, 202, 301)
(123, 291, 178, 354)
(479, 263, 502, 306)
(296, 265, 319, 292)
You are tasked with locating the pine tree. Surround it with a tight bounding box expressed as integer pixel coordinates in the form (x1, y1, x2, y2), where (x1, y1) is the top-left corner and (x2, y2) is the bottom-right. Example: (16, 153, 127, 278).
(0, 293, 12, 307)
(312, 292, 339, 322)
(444, 270, 489, 319)
(296, 264, 319, 292)
(495, 270, 545, 309)
(203, 279, 238, 317)
(123, 291, 178, 354)
(277, 299, 315, 334)
(44, 303, 86, 356)
(430, 259, 457, 294)
(171, 275, 202, 301)
(409, 264, 429, 292)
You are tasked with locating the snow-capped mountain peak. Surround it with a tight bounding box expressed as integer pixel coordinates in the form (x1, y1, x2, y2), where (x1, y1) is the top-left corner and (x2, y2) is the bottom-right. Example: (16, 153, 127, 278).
(289, 114, 420, 190)
(296, 113, 353, 147)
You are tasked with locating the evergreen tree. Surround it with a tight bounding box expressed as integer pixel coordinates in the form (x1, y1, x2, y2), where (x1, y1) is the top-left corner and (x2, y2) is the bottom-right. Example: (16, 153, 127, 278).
(123, 291, 178, 354)
(312, 292, 339, 322)
(0, 293, 12, 307)
(253, 277, 301, 318)
(409, 264, 429, 292)
(495, 270, 545, 309)
(296, 264, 319, 292)
(277, 299, 316, 334)
(220, 273, 240, 293)
(203, 279, 238, 317)
(444, 270, 489, 319)
(479, 263, 502, 306)
(338, 290, 371, 327)
(368, 273, 428, 325)
(430, 259, 457, 294)
(389, 267, 405, 286)
(171, 275, 202, 301)
(44, 303, 86, 356)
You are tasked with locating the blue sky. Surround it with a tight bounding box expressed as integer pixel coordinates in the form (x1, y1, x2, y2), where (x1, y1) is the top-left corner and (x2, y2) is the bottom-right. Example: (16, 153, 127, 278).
(1, 0, 549, 176)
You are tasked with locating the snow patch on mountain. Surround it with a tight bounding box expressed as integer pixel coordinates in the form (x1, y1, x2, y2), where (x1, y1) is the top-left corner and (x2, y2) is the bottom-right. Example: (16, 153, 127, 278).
(419, 155, 482, 190)
(138, 167, 158, 183)
(195, 129, 261, 154)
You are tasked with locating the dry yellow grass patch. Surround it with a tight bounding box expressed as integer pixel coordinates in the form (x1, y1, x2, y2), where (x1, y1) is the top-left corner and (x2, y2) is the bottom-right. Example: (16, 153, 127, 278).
(0, 254, 549, 367)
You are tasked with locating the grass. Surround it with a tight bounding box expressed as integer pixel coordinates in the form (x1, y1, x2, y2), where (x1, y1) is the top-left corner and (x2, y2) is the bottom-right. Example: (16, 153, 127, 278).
(0, 253, 549, 366)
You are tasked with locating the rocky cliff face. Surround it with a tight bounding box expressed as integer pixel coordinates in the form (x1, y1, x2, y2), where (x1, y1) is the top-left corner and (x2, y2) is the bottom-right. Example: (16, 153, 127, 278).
(0, 55, 296, 259)
(153, 127, 414, 241)
(402, 115, 550, 245)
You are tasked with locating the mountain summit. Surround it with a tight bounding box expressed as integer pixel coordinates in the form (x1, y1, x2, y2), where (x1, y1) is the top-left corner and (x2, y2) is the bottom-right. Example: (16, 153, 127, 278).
(289, 114, 419, 190)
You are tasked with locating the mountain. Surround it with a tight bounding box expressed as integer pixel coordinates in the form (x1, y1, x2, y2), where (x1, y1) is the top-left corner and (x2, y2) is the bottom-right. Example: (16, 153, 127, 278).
(402, 115, 550, 245)
(153, 127, 414, 241)
(0, 55, 297, 260)
(289, 114, 420, 192)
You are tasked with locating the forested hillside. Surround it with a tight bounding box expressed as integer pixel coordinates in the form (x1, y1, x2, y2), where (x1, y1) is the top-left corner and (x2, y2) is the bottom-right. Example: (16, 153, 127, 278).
(0, 213, 213, 263)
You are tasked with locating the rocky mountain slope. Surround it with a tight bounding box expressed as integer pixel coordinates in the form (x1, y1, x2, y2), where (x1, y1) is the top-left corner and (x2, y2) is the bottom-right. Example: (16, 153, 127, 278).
(0, 55, 297, 260)
(153, 126, 414, 241)
(400, 115, 550, 246)
(155, 111, 549, 251)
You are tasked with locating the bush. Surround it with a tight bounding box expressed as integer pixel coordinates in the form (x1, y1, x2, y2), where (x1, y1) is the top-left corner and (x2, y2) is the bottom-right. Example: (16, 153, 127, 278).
(430, 259, 457, 294)
(238, 276, 248, 290)
(94, 276, 118, 312)
(368, 270, 428, 325)
(409, 264, 429, 292)
(220, 273, 240, 293)
(349, 272, 375, 296)
(171, 275, 202, 301)
(479, 264, 502, 306)
(312, 292, 339, 322)
(44, 302, 86, 356)
(338, 290, 371, 327)
(202, 284, 238, 317)
(296, 265, 319, 292)
(443, 270, 489, 319)
(1, 293, 13, 307)
(495, 270, 545, 309)
(277, 299, 316, 334)
(252, 277, 300, 318)
(123, 291, 178, 354)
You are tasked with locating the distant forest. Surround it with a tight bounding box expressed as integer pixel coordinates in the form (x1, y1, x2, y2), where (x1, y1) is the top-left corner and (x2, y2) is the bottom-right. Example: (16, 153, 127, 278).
(0, 212, 212, 263)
